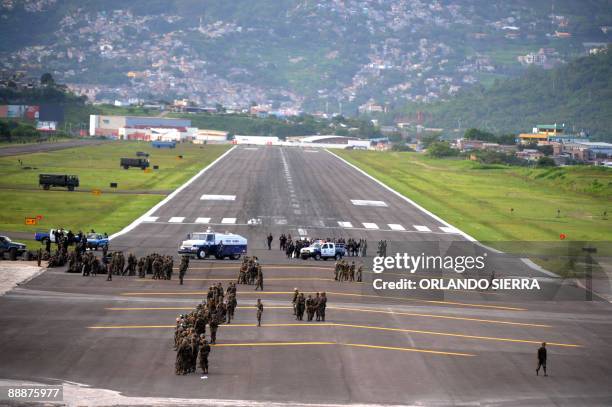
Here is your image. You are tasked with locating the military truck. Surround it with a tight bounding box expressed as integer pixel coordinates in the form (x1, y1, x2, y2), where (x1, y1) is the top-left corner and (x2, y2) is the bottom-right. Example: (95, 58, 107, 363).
(39, 174, 79, 191)
(120, 157, 150, 170)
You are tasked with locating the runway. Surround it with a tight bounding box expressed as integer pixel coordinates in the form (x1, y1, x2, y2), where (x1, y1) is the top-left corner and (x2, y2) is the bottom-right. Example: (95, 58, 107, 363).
(0, 146, 611, 405)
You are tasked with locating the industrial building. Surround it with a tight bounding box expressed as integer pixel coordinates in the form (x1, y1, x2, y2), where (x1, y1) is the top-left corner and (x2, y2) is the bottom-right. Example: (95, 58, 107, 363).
(89, 115, 192, 138)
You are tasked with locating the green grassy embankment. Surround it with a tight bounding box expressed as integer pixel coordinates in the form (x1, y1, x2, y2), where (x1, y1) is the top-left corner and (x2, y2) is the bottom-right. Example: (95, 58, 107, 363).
(334, 150, 611, 277)
(0, 142, 231, 239)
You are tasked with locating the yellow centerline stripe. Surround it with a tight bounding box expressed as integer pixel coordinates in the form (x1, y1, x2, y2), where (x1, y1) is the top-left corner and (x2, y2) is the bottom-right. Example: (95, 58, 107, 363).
(328, 306, 550, 328)
(87, 322, 580, 347)
(119, 290, 526, 311)
(212, 341, 336, 347)
(104, 305, 547, 328)
(344, 343, 475, 357)
(210, 341, 474, 356)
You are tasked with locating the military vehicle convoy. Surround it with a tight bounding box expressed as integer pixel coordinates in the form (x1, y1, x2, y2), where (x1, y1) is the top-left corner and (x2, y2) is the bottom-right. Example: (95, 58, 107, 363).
(39, 174, 79, 191)
(120, 157, 150, 170)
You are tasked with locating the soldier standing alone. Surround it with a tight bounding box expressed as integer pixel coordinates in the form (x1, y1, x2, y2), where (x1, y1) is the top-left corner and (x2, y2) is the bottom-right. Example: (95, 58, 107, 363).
(256, 298, 264, 327)
(536, 342, 547, 376)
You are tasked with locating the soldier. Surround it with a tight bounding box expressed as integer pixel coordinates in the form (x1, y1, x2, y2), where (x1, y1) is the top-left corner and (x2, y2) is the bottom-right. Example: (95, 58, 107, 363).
(126, 252, 137, 276)
(106, 259, 112, 281)
(255, 264, 264, 291)
(152, 256, 162, 280)
(256, 298, 264, 327)
(267, 233, 273, 250)
(199, 336, 211, 374)
(195, 312, 207, 337)
(334, 260, 340, 281)
(356, 263, 363, 282)
(292, 288, 299, 315)
(209, 316, 219, 345)
(349, 261, 356, 282)
(536, 342, 548, 376)
(118, 252, 126, 276)
(137, 257, 145, 278)
(296, 292, 305, 321)
(226, 294, 237, 324)
(319, 292, 327, 322)
(306, 295, 314, 321)
(314, 292, 321, 321)
(179, 255, 189, 285)
(91, 255, 100, 277)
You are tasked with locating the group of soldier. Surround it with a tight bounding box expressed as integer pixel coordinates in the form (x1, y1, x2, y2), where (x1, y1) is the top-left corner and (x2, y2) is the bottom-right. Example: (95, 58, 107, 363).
(174, 281, 239, 375)
(291, 289, 327, 321)
(237, 256, 264, 289)
(335, 259, 363, 282)
(278, 234, 369, 259)
(52, 245, 192, 285)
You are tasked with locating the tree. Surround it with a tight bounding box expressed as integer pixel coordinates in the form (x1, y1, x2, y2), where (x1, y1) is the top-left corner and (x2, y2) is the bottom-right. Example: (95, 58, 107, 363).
(10, 124, 39, 141)
(40, 73, 55, 86)
(420, 133, 440, 148)
(464, 128, 496, 142)
(426, 141, 459, 158)
(537, 156, 556, 167)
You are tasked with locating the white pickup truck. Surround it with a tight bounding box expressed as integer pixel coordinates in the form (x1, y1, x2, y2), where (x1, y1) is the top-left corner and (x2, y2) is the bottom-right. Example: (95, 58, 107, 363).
(300, 241, 346, 261)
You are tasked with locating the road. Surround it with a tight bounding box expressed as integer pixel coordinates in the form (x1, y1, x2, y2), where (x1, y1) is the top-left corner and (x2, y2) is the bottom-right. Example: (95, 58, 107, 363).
(0, 146, 611, 406)
(0, 139, 109, 157)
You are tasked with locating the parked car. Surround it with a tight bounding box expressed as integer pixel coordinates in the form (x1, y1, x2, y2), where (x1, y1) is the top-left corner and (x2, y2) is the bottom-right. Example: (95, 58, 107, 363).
(0, 235, 27, 260)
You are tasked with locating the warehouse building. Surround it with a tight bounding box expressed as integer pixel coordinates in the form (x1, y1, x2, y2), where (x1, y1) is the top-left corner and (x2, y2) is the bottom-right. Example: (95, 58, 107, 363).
(89, 115, 191, 137)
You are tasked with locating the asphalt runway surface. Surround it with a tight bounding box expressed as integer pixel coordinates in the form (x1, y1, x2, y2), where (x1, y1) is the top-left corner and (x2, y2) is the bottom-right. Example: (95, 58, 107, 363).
(0, 139, 109, 157)
(1, 146, 611, 406)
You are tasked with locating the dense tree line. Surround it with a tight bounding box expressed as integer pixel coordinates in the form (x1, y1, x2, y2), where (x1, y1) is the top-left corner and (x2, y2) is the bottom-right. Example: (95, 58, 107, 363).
(412, 51, 612, 142)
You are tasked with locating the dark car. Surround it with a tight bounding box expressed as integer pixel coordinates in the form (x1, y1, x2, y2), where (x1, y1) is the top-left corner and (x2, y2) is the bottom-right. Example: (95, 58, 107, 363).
(0, 235, 27, 260)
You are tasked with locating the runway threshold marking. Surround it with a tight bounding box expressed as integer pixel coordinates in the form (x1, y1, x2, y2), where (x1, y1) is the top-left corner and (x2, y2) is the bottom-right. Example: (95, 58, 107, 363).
(119, 290, 526, 311)
(88, 323, 580, 347)
(104, 305, 549, 328)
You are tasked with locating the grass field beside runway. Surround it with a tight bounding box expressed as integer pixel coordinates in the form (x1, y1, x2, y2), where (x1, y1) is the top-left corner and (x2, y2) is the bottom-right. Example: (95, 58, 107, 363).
(0, 142, 231, 236)
(334, 150, 611, 242)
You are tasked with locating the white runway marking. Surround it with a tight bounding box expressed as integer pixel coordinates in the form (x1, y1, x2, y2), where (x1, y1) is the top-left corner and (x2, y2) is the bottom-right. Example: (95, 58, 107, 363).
(338, 221, 353, 228)
(200, 194, 236, 201)
(362, 222, 379, 229)
(195, 217, 211, 224)
(298, 228, 307, 237)
(414, 225, 432, 232)
(312, 219, 325, 227)
(326, 150, 476, 242)
(440, 226, 460, 234)
(388, 224, 405, 231)
(304, 150, 318, 153)
(221, 218, 237, 224)
(351, 199, 388, 207)
(274, 219, 288, 225)
(168, 217, 185, 223)
(243, 148, 259, 151)
(142, 216, 158, 222)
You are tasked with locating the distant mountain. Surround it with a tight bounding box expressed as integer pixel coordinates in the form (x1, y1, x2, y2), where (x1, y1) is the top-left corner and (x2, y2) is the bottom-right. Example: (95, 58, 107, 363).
(412, 51, 612, 141)
(0, 0, 611, 113)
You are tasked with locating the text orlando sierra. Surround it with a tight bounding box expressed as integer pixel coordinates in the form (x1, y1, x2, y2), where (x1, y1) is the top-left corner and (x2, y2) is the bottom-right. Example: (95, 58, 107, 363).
(178, 229, 247, 260)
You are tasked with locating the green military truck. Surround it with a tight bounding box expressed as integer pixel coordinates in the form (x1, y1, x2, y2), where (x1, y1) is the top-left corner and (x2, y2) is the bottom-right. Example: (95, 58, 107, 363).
(39, 174, 80, 191)
(120, 157, 150, 170)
